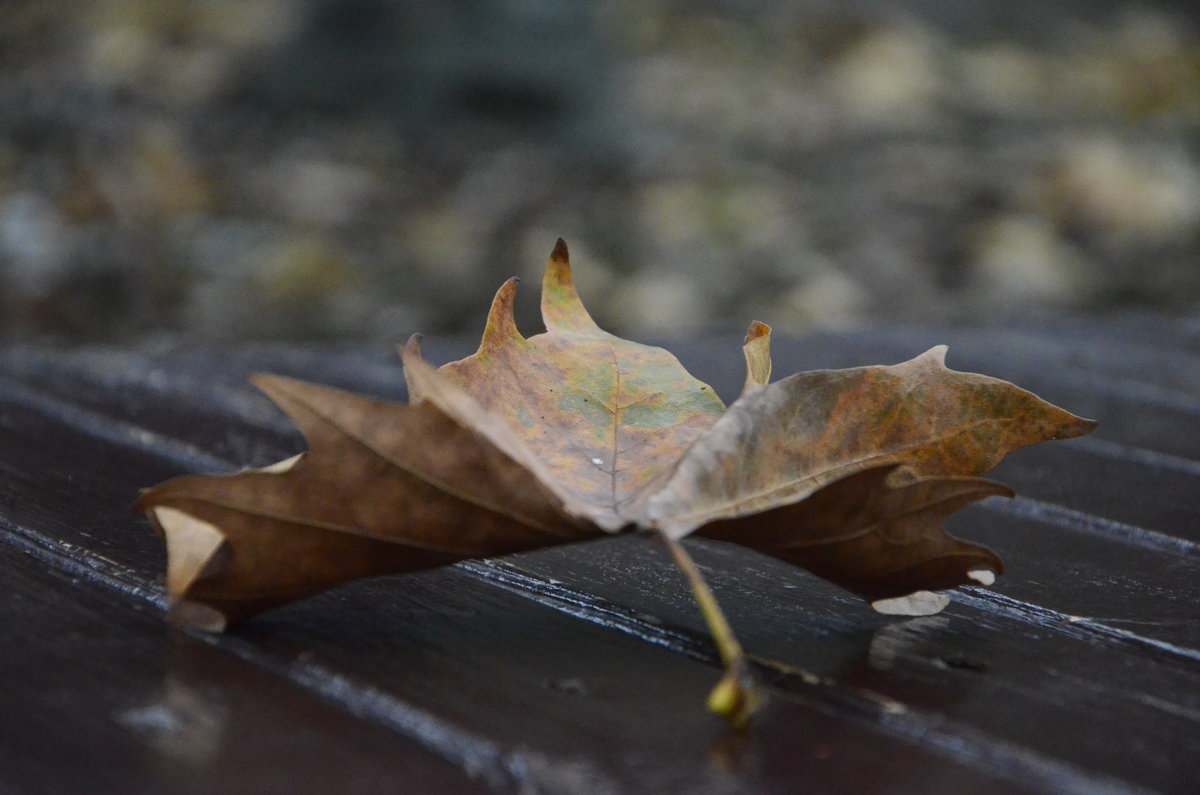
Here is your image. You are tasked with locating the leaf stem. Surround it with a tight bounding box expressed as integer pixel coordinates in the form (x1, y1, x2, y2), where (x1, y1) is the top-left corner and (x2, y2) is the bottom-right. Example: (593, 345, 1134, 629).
(659, 533, 765, 728)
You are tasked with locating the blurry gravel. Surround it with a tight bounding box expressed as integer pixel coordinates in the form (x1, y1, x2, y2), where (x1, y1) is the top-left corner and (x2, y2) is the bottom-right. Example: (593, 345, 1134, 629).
(1, 0, 1198, 344)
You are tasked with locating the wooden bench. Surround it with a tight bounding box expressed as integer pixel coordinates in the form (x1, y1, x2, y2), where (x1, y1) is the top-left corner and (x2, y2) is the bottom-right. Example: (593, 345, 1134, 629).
(1, 318, 1196, 793)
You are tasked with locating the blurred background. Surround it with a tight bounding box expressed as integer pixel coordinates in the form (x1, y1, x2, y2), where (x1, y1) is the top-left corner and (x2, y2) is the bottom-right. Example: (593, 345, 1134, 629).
(1, 0, 1198, 345)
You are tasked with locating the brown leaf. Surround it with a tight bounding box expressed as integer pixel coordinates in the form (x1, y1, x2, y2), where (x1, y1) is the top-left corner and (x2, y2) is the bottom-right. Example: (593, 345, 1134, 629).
(138, 367, 594, 629)
(435, 240, 727, 530)
(638, 325, 1094, 607)
(696, 465, 1012, 607)
(643, 333, 1093, 533)
(138, 239, 1095, 634)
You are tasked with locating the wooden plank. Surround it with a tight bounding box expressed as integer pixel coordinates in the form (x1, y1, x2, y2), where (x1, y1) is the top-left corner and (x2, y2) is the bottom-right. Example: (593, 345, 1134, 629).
(5, 339, 1195, 620)
(947, 506, 1200, 650)
(987, 441, 1200, 546)
(2, 324, 1196, 793)
(484, 530, 1200, 793)
(0, 541, 489, 795)
(0, 382, 1041, 792)
(5, 338, 1196, 549)
(4, 336, 1195, 648)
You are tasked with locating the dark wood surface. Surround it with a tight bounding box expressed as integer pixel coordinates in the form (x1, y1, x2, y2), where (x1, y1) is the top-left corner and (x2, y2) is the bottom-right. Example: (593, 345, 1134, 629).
(1, 318, 1197, 794)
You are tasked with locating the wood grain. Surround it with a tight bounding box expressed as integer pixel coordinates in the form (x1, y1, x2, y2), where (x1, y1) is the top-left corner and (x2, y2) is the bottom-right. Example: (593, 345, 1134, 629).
(1, 317, 1196, 793)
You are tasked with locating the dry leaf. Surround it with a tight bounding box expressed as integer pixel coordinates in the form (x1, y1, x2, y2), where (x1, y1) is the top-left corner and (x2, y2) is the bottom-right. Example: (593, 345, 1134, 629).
(138, 239, 1094, 723)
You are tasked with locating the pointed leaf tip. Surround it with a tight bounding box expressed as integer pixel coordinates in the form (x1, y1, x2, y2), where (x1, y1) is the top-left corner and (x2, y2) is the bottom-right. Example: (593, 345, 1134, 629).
(479, 277, 525, 351)
(402, 333, 428, 402)
(247, 371, 301, 405)
(1056, 415, 1098, 440)
(541, 237, 603, 335)
(551, 237, 569, 262)
(247, 373, 369, 446)
(920, 345, 949, 367)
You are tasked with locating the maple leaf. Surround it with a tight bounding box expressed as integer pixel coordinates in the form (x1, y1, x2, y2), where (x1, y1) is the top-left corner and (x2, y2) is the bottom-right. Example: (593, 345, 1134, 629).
(138, 239, 1095, 726)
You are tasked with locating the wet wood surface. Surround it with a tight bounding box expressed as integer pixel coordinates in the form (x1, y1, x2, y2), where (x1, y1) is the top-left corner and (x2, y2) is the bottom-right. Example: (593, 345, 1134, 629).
(1, 318, 1197, 794)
